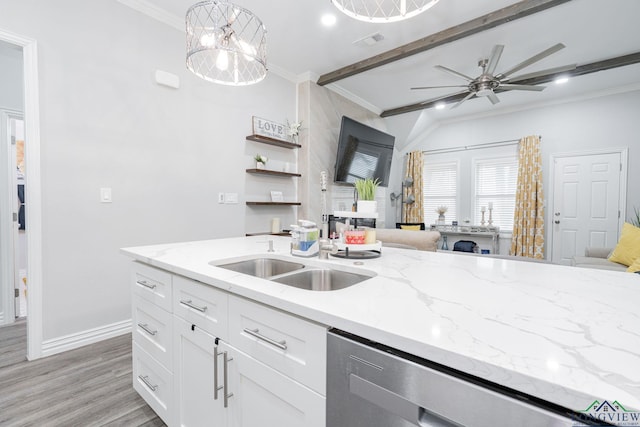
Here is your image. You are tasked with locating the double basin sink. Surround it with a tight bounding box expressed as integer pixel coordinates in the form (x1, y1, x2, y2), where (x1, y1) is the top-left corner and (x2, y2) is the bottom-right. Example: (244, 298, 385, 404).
(211, 257, 374, 291)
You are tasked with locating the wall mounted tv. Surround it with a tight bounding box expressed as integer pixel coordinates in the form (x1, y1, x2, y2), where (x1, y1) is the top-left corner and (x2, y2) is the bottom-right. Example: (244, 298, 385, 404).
(334, 116, 395, 187)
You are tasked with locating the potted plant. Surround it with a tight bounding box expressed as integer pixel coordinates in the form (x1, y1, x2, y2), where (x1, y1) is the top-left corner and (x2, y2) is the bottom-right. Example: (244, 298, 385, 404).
(354, 178, 380, 213)
(254, 154, 268, 169)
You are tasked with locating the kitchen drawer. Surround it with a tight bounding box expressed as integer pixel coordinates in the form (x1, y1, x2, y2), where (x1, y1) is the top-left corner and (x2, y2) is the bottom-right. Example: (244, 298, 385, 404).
(173, 275, 228, 340)
(132, 342, 173, 426)
(228, 295, 327, 395)
(133, 294, 173, 369)
(132, 262, 172, 313)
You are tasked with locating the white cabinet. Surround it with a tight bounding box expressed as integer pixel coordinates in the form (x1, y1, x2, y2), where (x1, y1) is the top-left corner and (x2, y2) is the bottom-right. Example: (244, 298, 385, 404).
(131, 262, 174, 426)
(173, 317, 227, 427)
(228, 295, 326, 395)
(130, 261, 327, 427)
(220, 341, 325, 427)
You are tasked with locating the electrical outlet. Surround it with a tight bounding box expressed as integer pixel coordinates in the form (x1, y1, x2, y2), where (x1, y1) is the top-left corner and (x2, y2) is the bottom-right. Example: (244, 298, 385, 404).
(218, 192, 225, 204)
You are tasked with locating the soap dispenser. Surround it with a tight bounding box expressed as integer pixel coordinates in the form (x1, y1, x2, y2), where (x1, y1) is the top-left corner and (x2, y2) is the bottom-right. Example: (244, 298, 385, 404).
(290, 220, 319, 257)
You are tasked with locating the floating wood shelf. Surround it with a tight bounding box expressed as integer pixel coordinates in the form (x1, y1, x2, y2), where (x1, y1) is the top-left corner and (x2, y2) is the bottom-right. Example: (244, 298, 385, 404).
(245, 232, 290, 236)
(246, 134, 301, 149)
(246, 201, 301, 206)
(246, 168, 301, 178)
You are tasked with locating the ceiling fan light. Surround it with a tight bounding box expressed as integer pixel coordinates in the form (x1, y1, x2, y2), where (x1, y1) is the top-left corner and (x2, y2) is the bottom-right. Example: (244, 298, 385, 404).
(186, 0, 267, 86)
(435, 102, 446, 110)
(555, 76, 569, 85)
(331, 0, 440, 23)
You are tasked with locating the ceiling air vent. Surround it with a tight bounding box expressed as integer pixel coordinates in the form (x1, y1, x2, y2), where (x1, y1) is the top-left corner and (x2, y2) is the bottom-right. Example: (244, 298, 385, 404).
(353, 32, 385, 47)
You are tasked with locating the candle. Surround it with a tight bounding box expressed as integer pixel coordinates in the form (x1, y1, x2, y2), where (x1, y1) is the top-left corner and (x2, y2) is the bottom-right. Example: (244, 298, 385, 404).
(481, 206, 486, 212)
(488, 202, 493, 210)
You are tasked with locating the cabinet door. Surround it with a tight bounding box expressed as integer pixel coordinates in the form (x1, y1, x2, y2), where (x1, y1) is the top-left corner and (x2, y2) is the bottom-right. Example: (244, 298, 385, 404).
(173, 317, 226, 427)
(219, 342, 325, 427)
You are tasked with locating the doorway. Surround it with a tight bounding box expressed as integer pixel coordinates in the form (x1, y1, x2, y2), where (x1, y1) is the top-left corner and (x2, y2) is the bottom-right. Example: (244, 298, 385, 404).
(550, 149, 628, 265)
(0, 29, 43, 360)
(1, 111, 26, 322)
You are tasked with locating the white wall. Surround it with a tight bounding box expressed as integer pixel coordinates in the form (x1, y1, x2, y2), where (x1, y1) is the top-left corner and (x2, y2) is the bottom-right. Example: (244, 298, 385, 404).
(0, 0, 295, 342)
(394, 89, 640, 256)
(0, 40, 23, 111)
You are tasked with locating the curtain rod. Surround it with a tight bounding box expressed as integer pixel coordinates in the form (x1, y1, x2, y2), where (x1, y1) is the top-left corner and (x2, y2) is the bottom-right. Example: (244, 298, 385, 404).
(418, 135, 542, 155)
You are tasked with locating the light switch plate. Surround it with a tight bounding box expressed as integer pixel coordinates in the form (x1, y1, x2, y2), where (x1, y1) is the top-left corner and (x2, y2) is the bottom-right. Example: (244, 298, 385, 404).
(218, 192, 225, 203)
(225, 193, 238, 204)
(100, 188, 112, 203)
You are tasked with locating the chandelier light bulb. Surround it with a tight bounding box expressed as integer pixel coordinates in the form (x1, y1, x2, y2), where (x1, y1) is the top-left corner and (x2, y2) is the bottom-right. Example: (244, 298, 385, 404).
(216, 50, 229, 71)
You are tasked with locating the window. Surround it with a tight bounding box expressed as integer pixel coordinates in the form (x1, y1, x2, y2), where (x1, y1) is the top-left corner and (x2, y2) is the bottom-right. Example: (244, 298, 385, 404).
(423, 161, 458, 226)
(474, 156, 518, 231)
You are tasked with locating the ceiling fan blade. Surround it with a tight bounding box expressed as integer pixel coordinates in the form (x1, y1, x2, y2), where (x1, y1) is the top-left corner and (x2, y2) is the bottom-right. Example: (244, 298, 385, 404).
(418, 89, 469, 106)
(487, 92, 500, 105)
(451, 92, 475, 109)
(435, 65, 475, 82)
(500, 84, 546, 92)
(498, 43, 566, 79)
(507, 63, 577, 82)
(411, 85, 468, 90)
(485, 45, 504, 75)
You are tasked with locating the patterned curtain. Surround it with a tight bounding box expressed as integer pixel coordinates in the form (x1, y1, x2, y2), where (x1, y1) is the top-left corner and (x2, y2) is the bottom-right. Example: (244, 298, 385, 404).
(510, 135, 545, 259)
(403, 151, 424, 223)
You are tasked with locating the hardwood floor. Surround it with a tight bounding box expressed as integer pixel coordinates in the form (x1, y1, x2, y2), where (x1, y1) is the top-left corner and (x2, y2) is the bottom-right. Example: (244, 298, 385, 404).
(0, 321, 165, 427)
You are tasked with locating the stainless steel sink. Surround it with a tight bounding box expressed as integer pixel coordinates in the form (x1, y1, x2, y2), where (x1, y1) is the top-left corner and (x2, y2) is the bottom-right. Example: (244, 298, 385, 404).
(214, 258, 305, 278)
(271, 268, 371, 291)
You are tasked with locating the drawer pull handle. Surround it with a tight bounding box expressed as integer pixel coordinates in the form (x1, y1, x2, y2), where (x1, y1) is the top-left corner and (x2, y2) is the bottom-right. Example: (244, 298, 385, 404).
(138, 375, 158, 392)
(243, 328, 287, 350)
(180, 299, 207, 312)
(214, 346, 222, 400)
(223, 350, 234, 408)
(136, 280, 156, 290)
(137, 323, 158, 336)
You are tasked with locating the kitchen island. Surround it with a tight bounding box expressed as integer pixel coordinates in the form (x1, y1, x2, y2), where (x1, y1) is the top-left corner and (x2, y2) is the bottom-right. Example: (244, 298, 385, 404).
(122, 235, 640, 424)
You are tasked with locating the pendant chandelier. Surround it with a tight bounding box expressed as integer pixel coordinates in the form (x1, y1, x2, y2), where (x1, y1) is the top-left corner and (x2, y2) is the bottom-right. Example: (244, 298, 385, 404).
(186, 1, 267, 86)
(331, 0, 440, 23)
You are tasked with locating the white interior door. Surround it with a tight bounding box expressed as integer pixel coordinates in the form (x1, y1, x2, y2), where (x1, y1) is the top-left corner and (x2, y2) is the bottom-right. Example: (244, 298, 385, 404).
(551, 152, 623, 265)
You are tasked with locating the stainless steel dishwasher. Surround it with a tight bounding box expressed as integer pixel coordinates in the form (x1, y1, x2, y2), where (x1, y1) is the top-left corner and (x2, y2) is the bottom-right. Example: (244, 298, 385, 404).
(327, 329, 603, 427)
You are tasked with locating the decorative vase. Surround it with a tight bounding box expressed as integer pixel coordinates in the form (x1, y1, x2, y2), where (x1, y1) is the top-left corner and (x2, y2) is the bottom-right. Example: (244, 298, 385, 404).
(437, 213, 445, 225)
(256, 161, 265, 169)
(356, 200, 377, 213)
(441, 235, 449, 250)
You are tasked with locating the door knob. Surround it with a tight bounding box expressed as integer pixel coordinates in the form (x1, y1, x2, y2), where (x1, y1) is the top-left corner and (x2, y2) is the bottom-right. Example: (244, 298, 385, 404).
(554, 220, 560, 224)
(554, 212, 561, 216)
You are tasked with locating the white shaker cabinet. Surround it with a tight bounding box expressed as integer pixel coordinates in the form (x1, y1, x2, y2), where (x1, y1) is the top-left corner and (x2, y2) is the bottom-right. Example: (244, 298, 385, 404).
(131, 262, 327, 427)
(220, 341, 325, 427)
(173, 317, 227, 427)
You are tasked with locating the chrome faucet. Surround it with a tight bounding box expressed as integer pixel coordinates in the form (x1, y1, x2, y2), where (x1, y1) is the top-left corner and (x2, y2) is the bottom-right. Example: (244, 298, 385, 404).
(318, 238, 338, 259)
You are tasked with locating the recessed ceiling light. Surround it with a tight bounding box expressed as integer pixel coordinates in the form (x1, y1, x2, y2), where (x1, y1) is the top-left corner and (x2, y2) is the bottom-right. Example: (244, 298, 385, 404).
(435, 102, 446, 110)
(321, 13, 337, 26)
(555, 76, 569, 85)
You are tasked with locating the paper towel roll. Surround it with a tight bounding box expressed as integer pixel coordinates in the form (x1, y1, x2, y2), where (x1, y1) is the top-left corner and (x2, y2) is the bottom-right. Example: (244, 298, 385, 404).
(271, 218, 281, 234)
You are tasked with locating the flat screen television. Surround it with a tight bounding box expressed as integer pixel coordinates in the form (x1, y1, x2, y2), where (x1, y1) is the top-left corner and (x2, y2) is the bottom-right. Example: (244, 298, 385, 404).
(334, 116, 395, 187)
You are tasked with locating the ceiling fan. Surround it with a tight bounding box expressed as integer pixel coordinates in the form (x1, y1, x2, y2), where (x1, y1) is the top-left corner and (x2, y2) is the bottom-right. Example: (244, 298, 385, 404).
(411, 43, 576, 109)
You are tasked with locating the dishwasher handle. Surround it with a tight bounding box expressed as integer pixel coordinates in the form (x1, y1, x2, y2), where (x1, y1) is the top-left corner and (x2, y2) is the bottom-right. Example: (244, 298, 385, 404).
(349, 374, 461, 427)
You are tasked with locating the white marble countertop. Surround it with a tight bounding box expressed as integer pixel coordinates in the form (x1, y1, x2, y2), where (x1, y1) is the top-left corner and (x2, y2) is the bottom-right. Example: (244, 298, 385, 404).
(121, 235, 640, 414)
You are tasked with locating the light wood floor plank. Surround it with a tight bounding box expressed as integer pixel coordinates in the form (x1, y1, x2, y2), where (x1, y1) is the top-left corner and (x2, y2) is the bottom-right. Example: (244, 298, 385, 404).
(0, 323, 165, 427)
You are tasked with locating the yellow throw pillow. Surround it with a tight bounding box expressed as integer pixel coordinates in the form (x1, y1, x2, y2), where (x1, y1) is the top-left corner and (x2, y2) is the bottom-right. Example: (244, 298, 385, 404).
(608, 223, 640, 267)
(400, 225, 421, 230)
(627, 257, 640, 273)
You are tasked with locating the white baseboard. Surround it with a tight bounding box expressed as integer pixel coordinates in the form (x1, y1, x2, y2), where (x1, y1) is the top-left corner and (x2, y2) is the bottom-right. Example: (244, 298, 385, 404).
(41, 319, 132, 357)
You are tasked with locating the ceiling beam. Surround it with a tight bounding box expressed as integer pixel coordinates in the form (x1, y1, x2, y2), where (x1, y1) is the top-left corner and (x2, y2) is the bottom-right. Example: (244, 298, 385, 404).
(317, 0, 573, 86)
(380, 51, 640, 117)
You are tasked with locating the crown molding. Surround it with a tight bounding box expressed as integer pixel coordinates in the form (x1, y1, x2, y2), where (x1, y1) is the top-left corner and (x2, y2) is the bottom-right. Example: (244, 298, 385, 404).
(116, 0, 183, 31)
(324, 82, 383, 116)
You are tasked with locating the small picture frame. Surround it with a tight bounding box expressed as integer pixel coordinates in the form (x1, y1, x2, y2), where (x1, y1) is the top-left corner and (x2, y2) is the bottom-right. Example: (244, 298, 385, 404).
(270, 190, 284, 202)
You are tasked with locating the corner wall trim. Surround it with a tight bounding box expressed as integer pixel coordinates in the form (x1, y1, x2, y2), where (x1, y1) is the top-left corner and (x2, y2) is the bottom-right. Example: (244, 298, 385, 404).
(41, 319, 132, 357)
